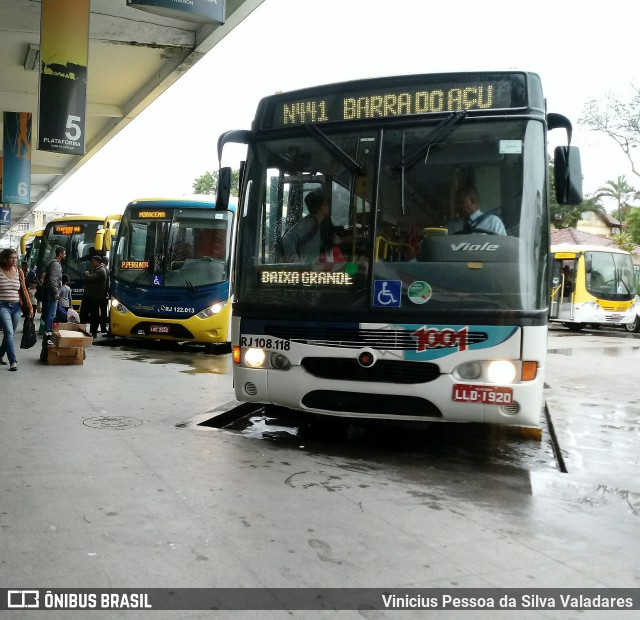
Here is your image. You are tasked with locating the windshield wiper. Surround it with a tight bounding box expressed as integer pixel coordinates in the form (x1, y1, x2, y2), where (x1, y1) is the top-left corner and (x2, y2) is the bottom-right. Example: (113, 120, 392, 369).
(174, 262, 197, 292)
(396, 110, 466, 172)
(616, 268, 631, 294)
(305, 124, 365, 174)
(392, 111, 466, 215)
(131, 264, 151, 288)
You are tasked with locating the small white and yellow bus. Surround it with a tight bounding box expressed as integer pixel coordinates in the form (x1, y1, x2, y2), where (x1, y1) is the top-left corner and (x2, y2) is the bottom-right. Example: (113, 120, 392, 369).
(550, 243, 637, 330)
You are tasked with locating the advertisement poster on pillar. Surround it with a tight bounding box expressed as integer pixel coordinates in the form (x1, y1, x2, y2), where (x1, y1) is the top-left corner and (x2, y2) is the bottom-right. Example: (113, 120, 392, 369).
(2, 112, 32, 205)
(38, 0, 89, 156)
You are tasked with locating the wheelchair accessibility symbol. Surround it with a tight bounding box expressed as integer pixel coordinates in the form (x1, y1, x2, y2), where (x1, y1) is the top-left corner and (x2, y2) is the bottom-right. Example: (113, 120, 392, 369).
(373, 280, 402, 307)
(152, 274, 163, 286)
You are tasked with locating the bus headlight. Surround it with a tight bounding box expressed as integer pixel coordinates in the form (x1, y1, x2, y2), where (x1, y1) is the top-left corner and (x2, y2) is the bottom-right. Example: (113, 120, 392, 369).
(453, 360, 537, 383)
(270, 352, 291, 370)
(244, 347, 266, 368)
(454, 361, 482, 380)
(487, 360, 517, 384)
(196, 301, 227, 319)
(111, 298, 129, 315)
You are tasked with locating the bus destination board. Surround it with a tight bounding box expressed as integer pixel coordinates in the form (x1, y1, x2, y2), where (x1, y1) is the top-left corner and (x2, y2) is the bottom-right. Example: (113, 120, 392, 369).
(266, 74, 527, 128)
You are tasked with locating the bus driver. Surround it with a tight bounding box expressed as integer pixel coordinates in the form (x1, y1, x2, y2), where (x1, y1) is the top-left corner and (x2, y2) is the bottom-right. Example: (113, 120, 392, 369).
(446, 185, 506, 236)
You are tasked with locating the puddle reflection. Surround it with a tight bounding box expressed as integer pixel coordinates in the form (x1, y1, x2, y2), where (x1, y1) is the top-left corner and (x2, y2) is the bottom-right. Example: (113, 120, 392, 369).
(200, 405, 558, 477)
(95, 337, 232, 374)
(548, 346, 640, 357)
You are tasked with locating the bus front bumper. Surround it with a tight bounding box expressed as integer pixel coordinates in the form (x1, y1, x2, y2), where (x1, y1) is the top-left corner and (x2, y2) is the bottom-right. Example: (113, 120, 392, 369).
(233, 364, 544, 428)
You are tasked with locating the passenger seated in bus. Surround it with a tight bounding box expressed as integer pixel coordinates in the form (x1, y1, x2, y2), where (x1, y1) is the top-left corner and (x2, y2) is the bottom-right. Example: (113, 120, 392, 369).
(282, 189, 343, 263)
(446, 185, 506, 236)
(562, 265, 573, 296)
(172, 231, 194, 262)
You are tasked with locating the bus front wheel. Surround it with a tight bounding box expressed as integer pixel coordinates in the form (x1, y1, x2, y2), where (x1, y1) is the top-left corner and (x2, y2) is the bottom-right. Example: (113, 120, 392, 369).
(625, 315, 640, 333)
(564, 322, 585, 332)
(204, 342, 232, 355)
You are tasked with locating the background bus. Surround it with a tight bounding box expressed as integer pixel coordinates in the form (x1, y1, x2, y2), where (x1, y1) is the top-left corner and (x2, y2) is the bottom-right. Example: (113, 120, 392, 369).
(32, 215, 120, 308)
(550, 244, 637, 331)
(20, 229, 43, 268)
(217, 71, 582, 428)
(109, 198, 235, 351)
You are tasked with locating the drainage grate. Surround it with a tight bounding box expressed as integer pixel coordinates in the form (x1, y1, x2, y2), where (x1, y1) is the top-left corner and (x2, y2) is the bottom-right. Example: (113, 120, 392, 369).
(83, 416, 143, 430)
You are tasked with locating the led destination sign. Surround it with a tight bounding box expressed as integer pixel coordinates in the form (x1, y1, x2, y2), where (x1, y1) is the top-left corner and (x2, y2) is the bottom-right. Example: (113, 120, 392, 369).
(260, 269, 353, 286)
(54, 225, 82, 234)
(121, 260, 150, 269)
(135, 210, 169, 219)
(267, 75, 527, 128)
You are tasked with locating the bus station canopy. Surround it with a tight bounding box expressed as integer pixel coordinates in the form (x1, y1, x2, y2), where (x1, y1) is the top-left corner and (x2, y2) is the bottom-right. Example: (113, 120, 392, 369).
(0, 0, 265, 243)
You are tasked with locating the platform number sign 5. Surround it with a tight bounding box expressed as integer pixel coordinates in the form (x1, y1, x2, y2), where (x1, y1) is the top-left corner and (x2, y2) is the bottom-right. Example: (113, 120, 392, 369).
(65, 115, 82, 142)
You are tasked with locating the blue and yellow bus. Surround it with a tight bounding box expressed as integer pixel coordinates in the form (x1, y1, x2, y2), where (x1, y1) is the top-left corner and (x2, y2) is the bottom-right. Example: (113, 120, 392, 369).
(216, 71, 582, 428)
(109, 198, 235, 350)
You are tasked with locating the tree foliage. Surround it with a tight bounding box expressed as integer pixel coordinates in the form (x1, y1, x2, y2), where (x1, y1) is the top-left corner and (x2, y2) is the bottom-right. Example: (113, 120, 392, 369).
(625, 204, 640, 245)
(610, 230, 637, 253)
(548, 158, 603, 228)
(580, 86, 640, 181)
(192, 170, 240, 196)
(595, 175, 638, 224)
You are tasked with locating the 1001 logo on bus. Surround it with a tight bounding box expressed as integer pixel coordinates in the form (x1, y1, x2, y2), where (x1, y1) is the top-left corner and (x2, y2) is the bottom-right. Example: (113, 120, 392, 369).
(411, 326, 469, 352)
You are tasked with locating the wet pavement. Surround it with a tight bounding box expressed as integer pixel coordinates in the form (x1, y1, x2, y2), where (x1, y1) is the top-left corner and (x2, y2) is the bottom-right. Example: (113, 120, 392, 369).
(544, 326, 640, 506)
(0, 327, 638, 618)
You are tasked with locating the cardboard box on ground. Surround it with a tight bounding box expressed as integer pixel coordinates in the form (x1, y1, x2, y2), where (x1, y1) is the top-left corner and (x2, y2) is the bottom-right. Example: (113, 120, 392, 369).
(48, 323, 92, 365)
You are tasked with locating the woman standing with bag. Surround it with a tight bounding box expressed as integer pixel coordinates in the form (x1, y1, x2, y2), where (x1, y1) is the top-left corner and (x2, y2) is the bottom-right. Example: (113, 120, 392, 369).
(0, 248, 34, 371)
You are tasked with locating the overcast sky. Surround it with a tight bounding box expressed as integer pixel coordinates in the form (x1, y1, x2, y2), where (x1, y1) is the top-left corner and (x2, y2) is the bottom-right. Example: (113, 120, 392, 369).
(37, 0, 640, 216)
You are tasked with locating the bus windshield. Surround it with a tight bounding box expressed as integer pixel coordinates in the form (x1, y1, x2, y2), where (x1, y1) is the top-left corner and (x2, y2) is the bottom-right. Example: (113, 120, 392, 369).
(112, 207, 233, 288)
(26, 235, 43, 273)
(37, 220, 103, 282)
(238, 117, 547, 316)
(586, 251, 635, 298)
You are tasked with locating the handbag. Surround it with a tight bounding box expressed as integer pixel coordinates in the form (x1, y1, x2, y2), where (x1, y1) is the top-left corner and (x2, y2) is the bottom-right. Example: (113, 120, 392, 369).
(20, 316, 38, 349)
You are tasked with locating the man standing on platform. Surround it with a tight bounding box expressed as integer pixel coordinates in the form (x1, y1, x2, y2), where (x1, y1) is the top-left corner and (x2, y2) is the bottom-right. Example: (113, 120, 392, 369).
(80, 255, 106, 337)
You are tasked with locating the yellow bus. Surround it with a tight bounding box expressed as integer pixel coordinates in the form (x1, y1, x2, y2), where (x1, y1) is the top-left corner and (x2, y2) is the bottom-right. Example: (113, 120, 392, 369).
(33, 214, 120, 308)
(550, 244, 637, 330)
(20, 230, 41, 258)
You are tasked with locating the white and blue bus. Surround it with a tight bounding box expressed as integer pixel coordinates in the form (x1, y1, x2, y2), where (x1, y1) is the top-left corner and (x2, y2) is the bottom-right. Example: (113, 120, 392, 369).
(109, 198, 235, 351)
(216, 71, 582, 427)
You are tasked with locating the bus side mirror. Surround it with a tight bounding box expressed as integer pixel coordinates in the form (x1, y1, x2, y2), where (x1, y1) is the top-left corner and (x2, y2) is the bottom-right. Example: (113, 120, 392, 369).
(94, 229, 105, 252)
(215, 167, 231, 211)
(103, 229, 115, 251)
(554, 146, 583, 205)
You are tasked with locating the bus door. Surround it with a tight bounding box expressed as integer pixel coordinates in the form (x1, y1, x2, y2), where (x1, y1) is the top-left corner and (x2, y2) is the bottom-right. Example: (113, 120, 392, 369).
(550, 253, 577, 320)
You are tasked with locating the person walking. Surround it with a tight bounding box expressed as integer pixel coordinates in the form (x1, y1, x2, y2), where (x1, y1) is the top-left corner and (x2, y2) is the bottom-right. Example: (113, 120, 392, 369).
(80, 255, 106, 337)
(0, 248, 34, 371)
